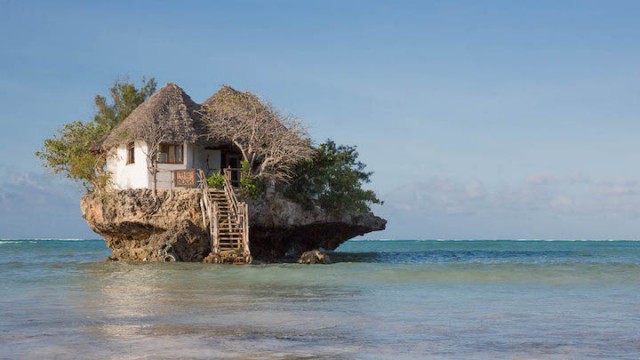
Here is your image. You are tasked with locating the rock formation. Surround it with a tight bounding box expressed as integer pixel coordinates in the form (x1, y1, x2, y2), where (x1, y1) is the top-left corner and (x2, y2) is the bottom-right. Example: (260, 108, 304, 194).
(298, 250, 331, 264)
(81, 189, 386, 262)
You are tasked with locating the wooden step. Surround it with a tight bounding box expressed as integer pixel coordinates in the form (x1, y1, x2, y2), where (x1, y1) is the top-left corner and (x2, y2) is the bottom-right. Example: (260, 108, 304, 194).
(202, 182, 250, 264)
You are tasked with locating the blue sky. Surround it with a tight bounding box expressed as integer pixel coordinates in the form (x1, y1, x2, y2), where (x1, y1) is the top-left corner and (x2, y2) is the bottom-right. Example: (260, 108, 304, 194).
(1, 0, 640, 239)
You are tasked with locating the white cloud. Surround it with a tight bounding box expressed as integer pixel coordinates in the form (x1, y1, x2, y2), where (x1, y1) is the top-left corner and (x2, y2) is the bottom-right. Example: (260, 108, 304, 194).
(0, 167, 93, 239)
(596, 178, 638, 196)
(380, 173, 640, 239)
(549, 195, 574, 212)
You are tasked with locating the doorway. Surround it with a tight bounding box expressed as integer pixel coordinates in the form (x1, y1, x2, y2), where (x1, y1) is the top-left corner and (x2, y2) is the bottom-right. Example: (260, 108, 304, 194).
(225, 153, 242, 187)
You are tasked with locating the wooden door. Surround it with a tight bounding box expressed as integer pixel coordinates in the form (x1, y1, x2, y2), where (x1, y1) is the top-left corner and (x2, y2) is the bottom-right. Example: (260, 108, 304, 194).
(225, 154, 241, 187)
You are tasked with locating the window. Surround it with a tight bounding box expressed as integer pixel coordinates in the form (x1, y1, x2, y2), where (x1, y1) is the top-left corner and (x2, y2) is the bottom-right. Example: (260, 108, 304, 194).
(126, 143, 135, 164)
(158, 143, 184, 164)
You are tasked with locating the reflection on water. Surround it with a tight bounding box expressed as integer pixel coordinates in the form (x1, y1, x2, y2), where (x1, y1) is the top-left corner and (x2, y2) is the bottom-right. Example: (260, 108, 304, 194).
(1, 240, 640, 359)
(71, 263, 366, 358)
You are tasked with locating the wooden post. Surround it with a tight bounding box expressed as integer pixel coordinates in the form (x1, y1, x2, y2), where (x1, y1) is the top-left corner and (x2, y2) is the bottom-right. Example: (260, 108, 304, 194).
(243, 203, 250, 263)
(212, 202, 219, 257)
(199, 197, 207, 229)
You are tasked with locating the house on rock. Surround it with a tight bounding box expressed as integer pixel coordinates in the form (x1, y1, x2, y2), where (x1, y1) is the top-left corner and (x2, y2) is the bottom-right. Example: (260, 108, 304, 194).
(99, 83, 251, 264)
(80, 82, 386, 264)
(101, 83, 243, 190)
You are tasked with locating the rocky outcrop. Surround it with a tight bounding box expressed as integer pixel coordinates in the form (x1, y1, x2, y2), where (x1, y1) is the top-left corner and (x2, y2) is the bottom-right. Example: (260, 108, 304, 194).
(298, 250, 331, 264)
(246, 195, 386, 261)
(81, 189, 386, 262)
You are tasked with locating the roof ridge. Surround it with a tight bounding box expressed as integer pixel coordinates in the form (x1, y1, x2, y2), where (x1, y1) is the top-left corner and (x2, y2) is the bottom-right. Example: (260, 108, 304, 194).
(101, 83, 204, 148)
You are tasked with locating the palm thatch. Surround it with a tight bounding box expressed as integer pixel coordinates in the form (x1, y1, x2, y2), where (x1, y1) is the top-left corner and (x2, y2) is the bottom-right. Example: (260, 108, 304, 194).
(201, 85, 259, 108)
(199, 85, 313, 182)
(200, 85, 287, 133)
(101, 83, 206, 149)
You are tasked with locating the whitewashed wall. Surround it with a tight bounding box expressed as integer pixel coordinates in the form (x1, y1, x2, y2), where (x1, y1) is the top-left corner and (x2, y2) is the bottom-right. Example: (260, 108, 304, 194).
(106, 140, 150, 190)
(193, 146, 222, 176)
(107, 142, 222, 190)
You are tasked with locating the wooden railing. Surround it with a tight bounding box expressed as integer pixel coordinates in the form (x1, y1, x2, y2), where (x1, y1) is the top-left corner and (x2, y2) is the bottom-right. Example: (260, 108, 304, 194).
(197, 168, 251, 264)
(197, 169, 219, 259)
(241, 202, 250, 260)
(223, 168, 240, 223)
(223, 168, 251, 262)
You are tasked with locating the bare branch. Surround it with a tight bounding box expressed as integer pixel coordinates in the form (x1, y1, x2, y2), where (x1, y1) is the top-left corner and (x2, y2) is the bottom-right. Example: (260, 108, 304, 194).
(136, 116, 171, 193)
(200, 87, 313, 183)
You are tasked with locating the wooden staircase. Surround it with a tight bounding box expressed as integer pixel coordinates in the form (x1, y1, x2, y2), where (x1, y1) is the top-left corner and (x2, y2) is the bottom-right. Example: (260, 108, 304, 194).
(198, 169, 251, 264)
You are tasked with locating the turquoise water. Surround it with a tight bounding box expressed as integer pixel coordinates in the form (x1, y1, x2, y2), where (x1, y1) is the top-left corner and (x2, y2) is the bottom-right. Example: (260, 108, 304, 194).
(1, 240, 639, 359)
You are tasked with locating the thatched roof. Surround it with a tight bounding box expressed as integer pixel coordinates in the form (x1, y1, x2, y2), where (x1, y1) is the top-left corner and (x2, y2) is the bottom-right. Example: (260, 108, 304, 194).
(201, 85, 287, 131)
(101, 83, 206, 148)
(201, 85, 248, 108)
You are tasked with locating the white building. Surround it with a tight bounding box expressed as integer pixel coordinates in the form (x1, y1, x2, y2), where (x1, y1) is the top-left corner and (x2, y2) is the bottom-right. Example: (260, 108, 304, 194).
(101, 83, 242, 190)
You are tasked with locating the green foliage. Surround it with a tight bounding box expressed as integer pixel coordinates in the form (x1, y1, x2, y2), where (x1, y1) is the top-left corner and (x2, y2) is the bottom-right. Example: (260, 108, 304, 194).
(93, 78, 156, 131)
(241, 160, 252, 175)
(35, 120, 103, 188)
(286, 139, 381, 213)
(35, 77, 156, 191)
(240, 176, 261, 199)
(207, 171, 224, 189)
(240, 160, 264, 199)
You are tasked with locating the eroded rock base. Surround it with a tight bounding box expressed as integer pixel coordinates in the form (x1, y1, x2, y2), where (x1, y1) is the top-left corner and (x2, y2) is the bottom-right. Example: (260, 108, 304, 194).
(82, 189, 386, 263)
(105, 220, 210, 262)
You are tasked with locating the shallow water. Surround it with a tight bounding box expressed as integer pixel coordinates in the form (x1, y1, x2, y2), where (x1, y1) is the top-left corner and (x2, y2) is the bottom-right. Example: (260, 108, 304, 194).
(1, 240, 639, 359)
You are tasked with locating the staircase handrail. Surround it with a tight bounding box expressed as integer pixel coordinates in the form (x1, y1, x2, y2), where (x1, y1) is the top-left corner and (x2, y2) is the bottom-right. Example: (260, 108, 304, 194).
(242, 202, 251, 262)
(199, 168, 251, 263)
(223, 168, 251, 263)
(197, 169, 219, 256)
(223, 168, 241, 222)
(197, 169, 210, 228)
(211, 202, 219, 256)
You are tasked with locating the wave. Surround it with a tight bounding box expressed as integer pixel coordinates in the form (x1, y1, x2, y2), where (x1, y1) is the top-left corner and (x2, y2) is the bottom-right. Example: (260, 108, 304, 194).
(0, 240, 39, 245)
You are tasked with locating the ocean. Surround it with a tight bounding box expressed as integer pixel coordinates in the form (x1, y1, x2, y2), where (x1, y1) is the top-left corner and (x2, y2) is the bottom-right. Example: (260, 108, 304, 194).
(0, 239, 638, 359)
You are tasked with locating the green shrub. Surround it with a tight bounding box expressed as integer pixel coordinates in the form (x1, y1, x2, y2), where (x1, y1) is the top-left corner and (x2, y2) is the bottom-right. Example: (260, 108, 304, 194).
(240, 176, 262, 199)
(240, 160, 264, 199)
(207, 171, 224, 189)
(285, 139, 381, 213)
(36, 77, 156, 191)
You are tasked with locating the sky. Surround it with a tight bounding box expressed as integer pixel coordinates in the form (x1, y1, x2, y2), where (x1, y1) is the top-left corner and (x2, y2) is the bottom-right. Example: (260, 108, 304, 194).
(1, 0, 640, 239)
